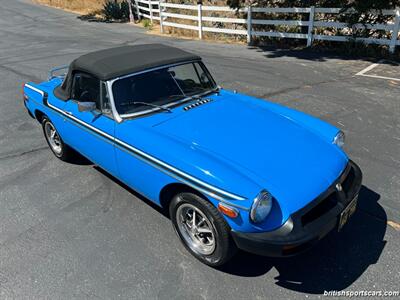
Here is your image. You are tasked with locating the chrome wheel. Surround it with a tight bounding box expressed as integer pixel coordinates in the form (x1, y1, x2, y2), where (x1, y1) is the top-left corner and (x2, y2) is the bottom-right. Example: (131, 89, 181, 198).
(176, 203, 216, 255)
(44, 121, 62, 155)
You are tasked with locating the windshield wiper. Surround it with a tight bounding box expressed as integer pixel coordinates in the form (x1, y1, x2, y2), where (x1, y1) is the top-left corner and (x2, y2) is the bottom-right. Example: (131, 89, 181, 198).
(167, 94, 186, 100)
(203, 86, 220, 96)
(131, 101, 172, 113)
(184, 87, 219, 99)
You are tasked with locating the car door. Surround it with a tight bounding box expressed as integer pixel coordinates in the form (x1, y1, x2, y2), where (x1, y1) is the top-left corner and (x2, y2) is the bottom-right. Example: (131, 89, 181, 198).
(62, 72, 118, 177)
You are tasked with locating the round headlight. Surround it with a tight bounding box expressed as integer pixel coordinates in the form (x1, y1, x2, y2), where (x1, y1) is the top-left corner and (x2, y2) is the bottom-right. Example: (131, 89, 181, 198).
(333, 131, 345, 148)
(250, 190, 273, 223)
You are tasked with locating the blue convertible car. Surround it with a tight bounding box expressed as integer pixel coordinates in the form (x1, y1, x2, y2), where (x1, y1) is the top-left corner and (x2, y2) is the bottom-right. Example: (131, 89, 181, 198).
(23, 44, 362, 266)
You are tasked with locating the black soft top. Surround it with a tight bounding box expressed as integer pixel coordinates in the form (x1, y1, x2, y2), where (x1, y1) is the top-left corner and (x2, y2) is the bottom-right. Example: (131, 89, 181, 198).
(54, 44, 201, 100)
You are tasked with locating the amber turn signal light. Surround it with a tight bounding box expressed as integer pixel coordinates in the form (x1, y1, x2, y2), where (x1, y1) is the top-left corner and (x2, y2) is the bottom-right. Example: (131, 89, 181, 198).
(218, 203, 239, 218)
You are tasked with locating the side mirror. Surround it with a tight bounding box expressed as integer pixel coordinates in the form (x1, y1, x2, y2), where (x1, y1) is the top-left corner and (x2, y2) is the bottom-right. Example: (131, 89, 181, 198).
(78, 101, 96, 112)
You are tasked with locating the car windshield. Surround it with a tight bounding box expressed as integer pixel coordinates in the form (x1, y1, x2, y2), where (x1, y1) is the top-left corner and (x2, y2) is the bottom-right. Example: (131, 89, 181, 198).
(112, 61, 217, 115)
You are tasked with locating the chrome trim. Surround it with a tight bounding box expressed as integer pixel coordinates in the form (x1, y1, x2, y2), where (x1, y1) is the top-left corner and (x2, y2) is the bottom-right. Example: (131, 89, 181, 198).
(118, 90, 215, 119)
(107, 60, 218, 120)
(333, 130, 345, 147)
(114, 137, 246, 201)
(250, 190, 273, 223)
(114, 143, 249, 210)
(176, 203, 216, 255)
(25, 83, 247, 204)
(183, 98, 212, 111)
(48, 65, 69, 81)
(106, 80, 123, 123)
(25, 83, 45, 97)
(49, 100, 116, 141)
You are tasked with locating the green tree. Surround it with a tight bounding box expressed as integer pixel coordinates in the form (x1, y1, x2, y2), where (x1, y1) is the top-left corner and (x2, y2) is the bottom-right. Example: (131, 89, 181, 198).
(227, 0, 399, 39)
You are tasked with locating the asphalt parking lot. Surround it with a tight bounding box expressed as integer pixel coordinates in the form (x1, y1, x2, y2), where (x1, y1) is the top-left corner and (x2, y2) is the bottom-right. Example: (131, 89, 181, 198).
(0, 0, 399, 299)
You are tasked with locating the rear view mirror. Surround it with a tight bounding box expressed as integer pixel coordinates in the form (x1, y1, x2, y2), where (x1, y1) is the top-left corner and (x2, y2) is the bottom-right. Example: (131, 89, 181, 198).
(78, 101, 96, 112)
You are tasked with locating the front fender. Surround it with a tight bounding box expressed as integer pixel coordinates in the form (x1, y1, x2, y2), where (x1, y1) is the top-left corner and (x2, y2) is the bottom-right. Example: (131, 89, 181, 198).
(116, 121, 262, 204)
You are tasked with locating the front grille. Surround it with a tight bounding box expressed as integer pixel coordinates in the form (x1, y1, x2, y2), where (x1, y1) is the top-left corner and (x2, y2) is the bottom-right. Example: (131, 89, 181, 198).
(296, 162, 361, 229)
(341, 166, 355, 197)
(301, 192, 337, 226)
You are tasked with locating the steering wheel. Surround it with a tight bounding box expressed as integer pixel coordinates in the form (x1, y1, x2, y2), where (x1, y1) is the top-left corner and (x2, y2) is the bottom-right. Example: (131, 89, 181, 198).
(79, 91, 92, 102)
(183, 79, 196, 87)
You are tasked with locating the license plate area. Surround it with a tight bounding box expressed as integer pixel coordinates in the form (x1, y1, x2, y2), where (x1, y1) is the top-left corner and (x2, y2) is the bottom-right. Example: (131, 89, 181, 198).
(338, 195, 358, 231)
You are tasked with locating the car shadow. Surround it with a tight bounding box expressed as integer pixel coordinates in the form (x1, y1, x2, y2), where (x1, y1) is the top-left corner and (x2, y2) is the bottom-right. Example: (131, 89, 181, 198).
(218, 185, 387, 294)
(66, 151, 93, 165)
(88, 165, 387, 294)
(93, 166, 168, 217)
(247, 45, 400, 63)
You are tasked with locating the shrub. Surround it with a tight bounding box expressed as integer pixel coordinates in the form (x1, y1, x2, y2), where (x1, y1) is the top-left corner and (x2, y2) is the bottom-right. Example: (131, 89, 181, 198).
(142, 19, 152, 28)
(103, 0, 130, 20)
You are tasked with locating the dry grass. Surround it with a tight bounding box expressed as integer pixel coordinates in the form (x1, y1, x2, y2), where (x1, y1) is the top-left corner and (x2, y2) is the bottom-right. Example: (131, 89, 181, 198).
(33, 0, 106, 15)
(34, 0, 245, 44)
(161, 0, 246, 43)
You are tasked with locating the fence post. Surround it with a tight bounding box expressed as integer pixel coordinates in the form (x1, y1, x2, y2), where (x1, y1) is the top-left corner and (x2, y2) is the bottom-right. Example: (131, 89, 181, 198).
(148, 0, 153, 23)
(134, 0, 141, 21)
(128, 0, 135, 23)
(307, 6, 315, 47)
(247, 5, 252, 45)
(198, 3, 203, 39)
(389, 8, 400, 54)
(159, 0, 164, 34)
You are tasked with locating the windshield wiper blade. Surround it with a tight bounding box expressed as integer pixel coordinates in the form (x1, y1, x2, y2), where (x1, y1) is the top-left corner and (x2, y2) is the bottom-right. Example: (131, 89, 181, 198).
(167, 94, 186, 100)
(131, 101, 172, 113)
(203, 86, 220, 96)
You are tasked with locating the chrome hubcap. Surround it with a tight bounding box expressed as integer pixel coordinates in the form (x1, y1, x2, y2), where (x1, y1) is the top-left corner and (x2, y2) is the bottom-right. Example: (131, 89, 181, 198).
(44, 122, 62, 155)
(176, 203, 216, 255)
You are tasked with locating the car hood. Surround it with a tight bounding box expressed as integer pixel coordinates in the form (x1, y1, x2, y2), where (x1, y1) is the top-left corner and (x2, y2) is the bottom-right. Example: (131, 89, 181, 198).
(152, 92, 348, 213)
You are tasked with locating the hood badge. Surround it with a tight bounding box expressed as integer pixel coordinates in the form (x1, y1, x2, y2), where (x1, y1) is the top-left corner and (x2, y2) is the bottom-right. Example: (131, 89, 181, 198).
(336, 183, 343, 192)
(183, 98, 212, 111)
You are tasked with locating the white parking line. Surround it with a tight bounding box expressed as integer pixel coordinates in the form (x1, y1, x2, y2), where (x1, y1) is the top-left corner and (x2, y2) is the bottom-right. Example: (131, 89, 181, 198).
(355, 59, 400, 82)
(355, 61, 382, 76)
(358, 73, 400, 81)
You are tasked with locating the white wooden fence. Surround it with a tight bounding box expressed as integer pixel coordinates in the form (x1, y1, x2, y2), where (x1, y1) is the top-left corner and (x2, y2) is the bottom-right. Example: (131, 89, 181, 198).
(133, 1, 400, 53)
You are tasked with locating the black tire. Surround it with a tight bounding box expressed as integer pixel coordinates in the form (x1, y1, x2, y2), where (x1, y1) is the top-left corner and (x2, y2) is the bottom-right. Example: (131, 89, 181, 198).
(169, 192, 237, 267)
(41, 116, 76, 162)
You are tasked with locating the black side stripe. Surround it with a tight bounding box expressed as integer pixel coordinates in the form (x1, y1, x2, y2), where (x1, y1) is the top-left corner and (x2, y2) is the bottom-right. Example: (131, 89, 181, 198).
(25, 84, 248, 207)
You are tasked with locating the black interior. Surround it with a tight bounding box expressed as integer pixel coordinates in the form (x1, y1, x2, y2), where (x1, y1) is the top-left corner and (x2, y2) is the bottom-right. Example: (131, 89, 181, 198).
(72, 73, 101, 109)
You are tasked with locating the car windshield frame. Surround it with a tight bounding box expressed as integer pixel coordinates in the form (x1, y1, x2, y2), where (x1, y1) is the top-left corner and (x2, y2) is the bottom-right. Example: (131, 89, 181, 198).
(109, 60, 218, 119)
